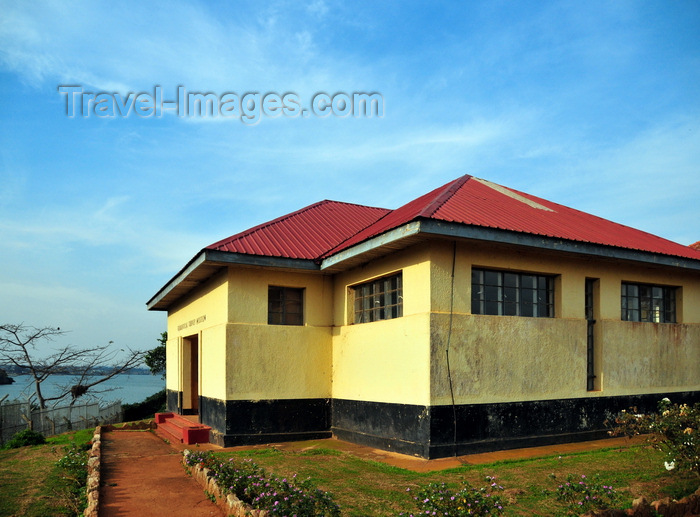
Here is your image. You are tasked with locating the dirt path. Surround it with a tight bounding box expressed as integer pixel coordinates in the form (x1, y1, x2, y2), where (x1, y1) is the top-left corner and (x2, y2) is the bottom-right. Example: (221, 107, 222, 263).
(99, 430, 224, 517)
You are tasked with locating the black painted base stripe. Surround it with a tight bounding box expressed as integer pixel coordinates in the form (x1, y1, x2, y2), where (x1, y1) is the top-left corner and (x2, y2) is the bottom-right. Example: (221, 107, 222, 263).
(332, 427, 428, 458)
(168, 390, 700, 459)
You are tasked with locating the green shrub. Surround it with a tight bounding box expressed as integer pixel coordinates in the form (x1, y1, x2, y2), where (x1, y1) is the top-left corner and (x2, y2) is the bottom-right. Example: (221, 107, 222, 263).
(3, 428, 46, 449)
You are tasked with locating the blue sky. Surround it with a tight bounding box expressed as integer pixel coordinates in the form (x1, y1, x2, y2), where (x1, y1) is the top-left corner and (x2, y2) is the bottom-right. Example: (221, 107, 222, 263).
(1, 1, 699, 358)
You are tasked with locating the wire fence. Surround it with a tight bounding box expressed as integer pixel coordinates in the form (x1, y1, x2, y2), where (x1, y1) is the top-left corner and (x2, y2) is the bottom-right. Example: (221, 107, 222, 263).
(0, 396, 122, 444)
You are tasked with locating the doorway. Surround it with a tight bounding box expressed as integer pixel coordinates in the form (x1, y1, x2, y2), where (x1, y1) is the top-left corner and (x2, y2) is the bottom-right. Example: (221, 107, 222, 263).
(181, 334, 199, 414)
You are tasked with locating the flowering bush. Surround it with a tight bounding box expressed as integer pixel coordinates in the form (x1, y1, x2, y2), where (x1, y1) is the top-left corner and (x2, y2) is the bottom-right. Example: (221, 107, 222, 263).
(609, 398, 699, 477)
(55, 441, 90, 514)
(399, 476, 506, 516)
(551, 473, 621, 514)
(183, 450, 341, 516)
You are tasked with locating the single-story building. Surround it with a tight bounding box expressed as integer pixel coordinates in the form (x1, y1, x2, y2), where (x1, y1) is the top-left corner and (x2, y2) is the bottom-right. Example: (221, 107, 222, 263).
(147, 175, 700, 458)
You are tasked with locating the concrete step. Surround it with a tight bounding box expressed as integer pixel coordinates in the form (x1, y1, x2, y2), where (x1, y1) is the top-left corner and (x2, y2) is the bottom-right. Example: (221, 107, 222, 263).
(155, 412, 211, 445)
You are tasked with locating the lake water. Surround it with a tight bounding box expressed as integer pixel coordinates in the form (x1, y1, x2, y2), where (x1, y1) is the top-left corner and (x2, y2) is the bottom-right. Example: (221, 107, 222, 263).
(0, 374, 165, 406)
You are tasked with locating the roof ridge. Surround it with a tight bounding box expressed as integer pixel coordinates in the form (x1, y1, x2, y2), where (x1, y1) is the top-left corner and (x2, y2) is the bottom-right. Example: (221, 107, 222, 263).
(473, 182, 700, 258)
(313, 203, 394, 261)
(417, 174, 473, 218)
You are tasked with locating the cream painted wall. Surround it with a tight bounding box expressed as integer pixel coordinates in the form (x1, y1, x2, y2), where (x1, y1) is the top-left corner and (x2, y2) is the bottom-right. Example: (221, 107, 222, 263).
(601, 320, 700, 393)
(332, 314, 430, 405)
(166, 270, 229, 395)
(331, 244, 433, 405)
(225, 323, 332, 400)
(164, 237, 699, 408)
(430, 313, 586, 405)
(166, 266, 335, 402)
(200, 325, 228, 399)
(428, 240, 700, 404)
(332, 244, 432, 325)
(223, 267, 334, 400)
(165, 335, 180, 392)
(227, 267, 333, 326)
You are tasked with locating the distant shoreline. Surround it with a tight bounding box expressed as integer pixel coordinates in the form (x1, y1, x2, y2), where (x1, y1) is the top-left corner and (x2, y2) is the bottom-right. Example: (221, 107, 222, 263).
(0, 366, 153, 376)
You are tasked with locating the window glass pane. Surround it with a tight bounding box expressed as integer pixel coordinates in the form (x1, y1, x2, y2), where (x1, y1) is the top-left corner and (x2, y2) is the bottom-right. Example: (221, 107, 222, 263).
(519, 288, 534, 304)
(471, 292, 481, 314)
(287, 288, 302, 302)
(503, 273, 518, 288)
(484, 271, 500, 286)
(520, 303, 533, 317)
(484, 300, 500, 315)
(503, 286, 517, 302)
(484, 285, 500, 302)
(521, 275, 536, 289)
(286, 313, 303, 325)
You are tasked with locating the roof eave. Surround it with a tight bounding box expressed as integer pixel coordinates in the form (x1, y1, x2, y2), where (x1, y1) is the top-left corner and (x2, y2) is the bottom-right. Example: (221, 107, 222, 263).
(319, 221, 422, 271)
(146, 249, 320, 311)
(319, 219, 700, 272)
(149, 220, 700, 312)
(419, 219, 700, 271)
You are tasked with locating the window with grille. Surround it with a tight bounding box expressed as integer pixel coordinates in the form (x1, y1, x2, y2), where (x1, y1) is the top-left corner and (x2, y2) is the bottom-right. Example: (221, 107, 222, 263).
(621, 283, 676, 323)
(352, 273, 403, 324)
(471, 268, 554, 317)
(268, 286, 304, 325)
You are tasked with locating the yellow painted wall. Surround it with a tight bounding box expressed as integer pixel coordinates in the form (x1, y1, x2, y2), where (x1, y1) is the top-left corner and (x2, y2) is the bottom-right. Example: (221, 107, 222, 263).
(164, 237, 699, 409)
(331, 244, 433, 405)
(166, 269, 229, 395)
(601, 321, 700, 393)
(224, 267, 334, 400)
(228, 267, 333, 326)
(430, 313, 586, 405)
(225, 323, 332, 400)
(428, 240, 700, 405)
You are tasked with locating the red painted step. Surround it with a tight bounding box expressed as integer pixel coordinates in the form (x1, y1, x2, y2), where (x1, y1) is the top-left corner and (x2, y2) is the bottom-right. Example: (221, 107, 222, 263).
(155, 412, 211, 445)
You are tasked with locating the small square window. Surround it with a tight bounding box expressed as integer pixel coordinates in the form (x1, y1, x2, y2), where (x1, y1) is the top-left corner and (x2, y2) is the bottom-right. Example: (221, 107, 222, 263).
(268, 286, 304, 325)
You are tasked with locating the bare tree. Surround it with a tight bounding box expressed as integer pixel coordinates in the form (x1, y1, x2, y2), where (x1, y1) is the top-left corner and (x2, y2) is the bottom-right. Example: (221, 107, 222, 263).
(0, 323, 146, 408)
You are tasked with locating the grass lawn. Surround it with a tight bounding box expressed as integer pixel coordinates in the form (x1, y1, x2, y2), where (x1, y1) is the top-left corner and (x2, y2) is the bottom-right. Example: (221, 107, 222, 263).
(0, 428, 93, 517)
(1, 428, 698, 516)
(213, 441, 699, 516)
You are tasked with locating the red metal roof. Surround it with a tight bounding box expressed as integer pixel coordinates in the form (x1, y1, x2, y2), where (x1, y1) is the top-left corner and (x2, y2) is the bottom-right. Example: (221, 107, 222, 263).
(206, 200, 390, 259)
(208, 175, 700, 262)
